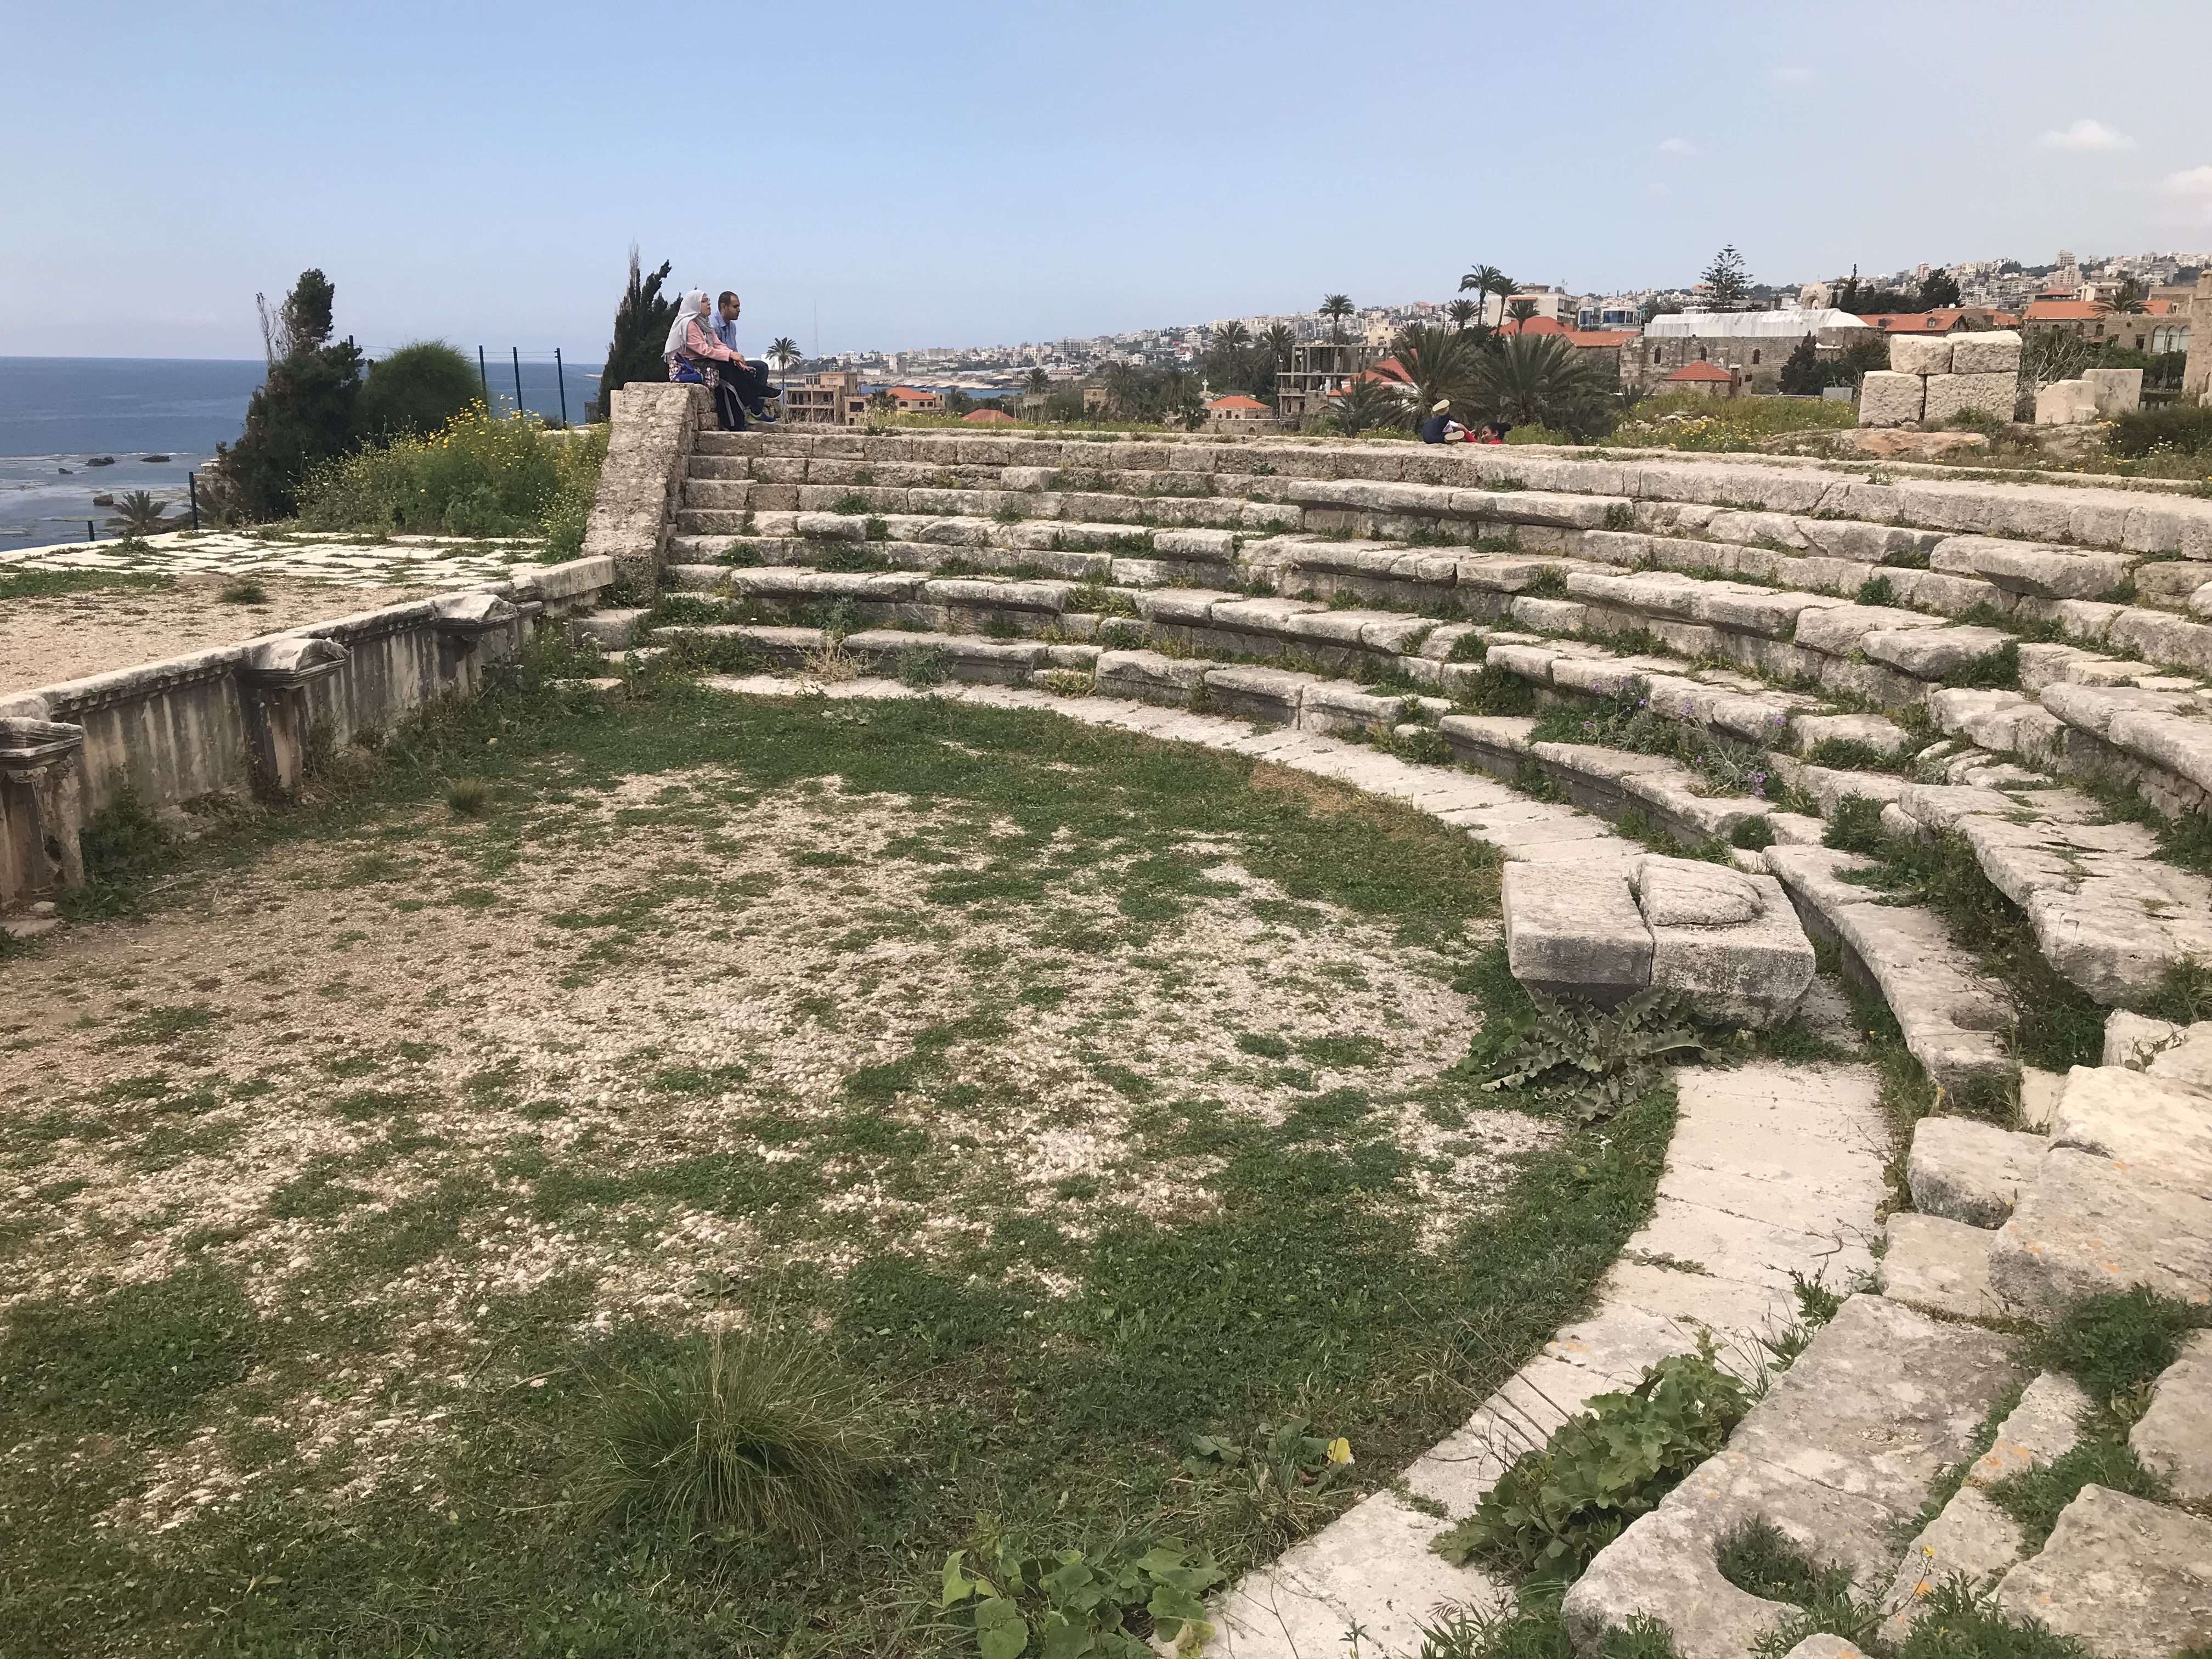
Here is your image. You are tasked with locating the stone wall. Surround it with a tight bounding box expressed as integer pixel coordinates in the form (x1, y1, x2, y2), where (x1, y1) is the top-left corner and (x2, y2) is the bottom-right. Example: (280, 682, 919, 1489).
(1861, 332, 2021, 427)
(580, 382, 712, 588)
(0, 556, 615, 910)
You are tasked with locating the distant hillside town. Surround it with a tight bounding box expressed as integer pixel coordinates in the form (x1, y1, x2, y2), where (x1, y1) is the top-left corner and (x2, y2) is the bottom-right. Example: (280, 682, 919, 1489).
(799, 247, 2208, 395)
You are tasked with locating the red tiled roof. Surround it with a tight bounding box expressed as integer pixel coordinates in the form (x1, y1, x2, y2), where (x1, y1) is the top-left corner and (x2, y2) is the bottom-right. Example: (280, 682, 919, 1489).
(1206, 395, 1269, 411)
(887, 385, 938, 400)
(1664, 362, 1736, 382)
(962, 408, 1017, 423)
(2023, 300, 2111, 320)
(1855, 308, 2017, 334)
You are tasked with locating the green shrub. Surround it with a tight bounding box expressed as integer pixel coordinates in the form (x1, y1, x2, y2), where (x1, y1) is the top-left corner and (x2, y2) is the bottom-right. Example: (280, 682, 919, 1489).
(58, 787, 176, 921)
(1729, 816, 1775, 850)
(1940, 640, 2019, 690)
(1455, 664, 1537, 714)
(297, 402, 567, 538)
(584, 1328, 881, 1545)
(359, 341, 482, 437)
(2107, 404, 2212, 458)
(541, 424, 610, 561)
(898, 647, 951, 689)
(1434, 1350, 1750, 1583)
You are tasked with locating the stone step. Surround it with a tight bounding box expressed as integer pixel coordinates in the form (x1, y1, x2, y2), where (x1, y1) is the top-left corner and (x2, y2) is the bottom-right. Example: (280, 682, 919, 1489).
(1878, 1372, 2089, 1645)
(686, 431, 2212, 560)
(2129, 1328, 2212, 1504)
(1990, 1137, 2212, 1314)
(1995, 1485, 2212, 1659)
(1764, 844, 2016, 1084)
(568, 607, 650, 650)
(1907, 1116, 2050, 1227)
(1561, 1295, 2023, 1659)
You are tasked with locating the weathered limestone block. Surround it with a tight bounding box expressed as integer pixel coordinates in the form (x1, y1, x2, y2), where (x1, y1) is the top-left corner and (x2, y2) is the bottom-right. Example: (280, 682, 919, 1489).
(1923, 372, 2018, 426)
(1970, 1372, 2092, 1487)
(1891, 337, 1955, 376)
(0, 717, 88, 905)
(2146, 1024, 2212, 1090)
(2035, 379, 2098, 426)
(1297, 681, 1414, 736)
(1200, 665, 1311, 726)
(1880, 1486, 2022, 1644)
(1794, 712, 1910, 756)
(2083, 366, 2144, 418)
(1996, 1485, 2212, 1659)
(1793, 602, 1946, 658)
(1929, 535, 2133, 600)
(1880, 1212, 2012, 1318)
(2050, 1064, 2212, 1190)
(1781, 1639, 1866, 1659)
(1989, 1147, 2212, 1313)
(2129, 1329, 2212, 1503)
(1093, 649, 1205, 706)
(1634, 858, 1815, 1028)
(1859, 371, 1926, 428)
(1908, 1116, 2049, 1227)
(1949, 331, 2023, 375)
(1502, 862, 1652, 1004)
(1859, 624, 2013, 680)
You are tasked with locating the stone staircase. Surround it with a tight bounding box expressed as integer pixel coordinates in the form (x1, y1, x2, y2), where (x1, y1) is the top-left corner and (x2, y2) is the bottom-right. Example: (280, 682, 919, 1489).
(568, 415, 2212, 1655)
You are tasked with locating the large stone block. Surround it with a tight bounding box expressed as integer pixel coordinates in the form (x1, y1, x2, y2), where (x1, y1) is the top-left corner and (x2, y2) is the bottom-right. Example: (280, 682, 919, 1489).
(1923, 372, 2018, 425)
(1880, 1212, 2011, 1319)
(2130, 1328, 2212, 1503)
(1989, 1147, 2212, 1313)
(1859, 371, 1926, 428)
(1908, 1116, 2049, 1227)
(1890, 337, 1954, 376)
(1949, 331, 2023, 375)
(2083, 366, 2144, 418)
(1996, 1485, 2212, 1659)
(1929, 535, 2133, 600)
(1635, 859, 1815, 1028)
(1503, 862, 1652, 1004)
(2049, 1064, 2212, 1193)
(2035, 379, 2098, 426)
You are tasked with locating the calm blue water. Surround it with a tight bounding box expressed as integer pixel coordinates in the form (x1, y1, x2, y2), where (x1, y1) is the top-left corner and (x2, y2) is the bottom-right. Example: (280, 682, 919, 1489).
(0, 356, 603, 546)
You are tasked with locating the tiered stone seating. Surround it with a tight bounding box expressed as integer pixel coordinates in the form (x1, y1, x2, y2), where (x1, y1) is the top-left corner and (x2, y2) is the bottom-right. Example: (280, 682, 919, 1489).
(579, 424, 2212, 1087)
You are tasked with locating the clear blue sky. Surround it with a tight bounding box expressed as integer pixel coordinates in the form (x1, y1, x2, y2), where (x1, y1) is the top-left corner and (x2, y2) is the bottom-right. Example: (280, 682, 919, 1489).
(5, 0, 2209, 360)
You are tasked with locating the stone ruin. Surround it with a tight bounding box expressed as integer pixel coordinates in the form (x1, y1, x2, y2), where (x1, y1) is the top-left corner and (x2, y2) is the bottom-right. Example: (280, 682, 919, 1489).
(1859, 331, 2022, 428)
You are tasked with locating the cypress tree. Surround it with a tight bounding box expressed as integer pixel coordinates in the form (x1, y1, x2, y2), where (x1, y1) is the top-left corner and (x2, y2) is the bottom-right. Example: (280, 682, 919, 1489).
(595, 246, 679, 417)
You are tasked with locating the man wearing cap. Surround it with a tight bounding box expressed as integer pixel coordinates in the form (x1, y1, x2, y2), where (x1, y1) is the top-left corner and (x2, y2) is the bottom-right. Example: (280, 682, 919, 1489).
(1419, 399, 1467, 443)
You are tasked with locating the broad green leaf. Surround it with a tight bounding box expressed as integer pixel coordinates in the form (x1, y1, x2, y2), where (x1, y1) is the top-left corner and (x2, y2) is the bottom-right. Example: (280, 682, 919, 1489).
(975, 1597, 1029, 1659)
(941, 1551, 974, 1608)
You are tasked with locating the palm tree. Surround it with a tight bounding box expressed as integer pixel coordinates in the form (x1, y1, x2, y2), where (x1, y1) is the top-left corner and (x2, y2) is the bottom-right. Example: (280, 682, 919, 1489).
(769, 336, 801, 385)
(113, 490, 171, 534)
(1470, 335, 1606, 438)
(1319, 294, 1355, 345)
(1261, 322, 1299, 364)
(1506, 297, 1541, 329)
(1327, 376, 1406, 438)
(1025, 366, 1051, 394)
(1445, 298, 1479, 332)
(1459, 264, 1511, 326)
(1378, 324, 1484, 425)
(1214, 319, 1252, 350)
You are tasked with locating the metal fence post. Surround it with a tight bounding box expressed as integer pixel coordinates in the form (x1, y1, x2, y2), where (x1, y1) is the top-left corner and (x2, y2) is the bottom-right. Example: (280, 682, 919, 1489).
(189, 472, 200, 531)
(555, 349, 569, 427)
(86, 520, 95, 543)
(478, 346, 490, 403)
(512, 347, 524, 420)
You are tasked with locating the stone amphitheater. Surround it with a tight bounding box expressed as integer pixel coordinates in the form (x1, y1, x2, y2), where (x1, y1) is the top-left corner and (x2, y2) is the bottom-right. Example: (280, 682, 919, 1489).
(4, 383, 2209, 1658)
(574, 387, 2212, 1658)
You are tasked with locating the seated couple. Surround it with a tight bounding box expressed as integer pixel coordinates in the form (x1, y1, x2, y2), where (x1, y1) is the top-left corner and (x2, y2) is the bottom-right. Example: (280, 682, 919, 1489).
(1420, 399, 1508, 444)
(665, 289, 779, 430)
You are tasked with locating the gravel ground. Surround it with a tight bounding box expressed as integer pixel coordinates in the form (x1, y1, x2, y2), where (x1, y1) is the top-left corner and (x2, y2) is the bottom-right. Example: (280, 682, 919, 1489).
(1, 573, 442, 695)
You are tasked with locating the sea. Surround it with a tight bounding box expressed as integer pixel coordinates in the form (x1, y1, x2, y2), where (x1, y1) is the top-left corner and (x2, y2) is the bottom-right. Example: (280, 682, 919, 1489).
(0, 356, 602, 549)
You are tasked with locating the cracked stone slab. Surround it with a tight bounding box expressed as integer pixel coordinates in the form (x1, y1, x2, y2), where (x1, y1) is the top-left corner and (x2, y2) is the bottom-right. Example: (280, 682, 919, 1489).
(1726, 1295, 2023, 1516)
(1989, 1147, 2212, 1314)
(1907, 1116, 2049, 1228)
(1879, 1485, 2025, 1645)
(1968, 1372, 2091, 1488)
(1996, 1485, 2212, 1659)
(1502, 862, 1652, 1002)
(2129, 1328, 2212, 1504)
(2049, 1064, 2212, 1197)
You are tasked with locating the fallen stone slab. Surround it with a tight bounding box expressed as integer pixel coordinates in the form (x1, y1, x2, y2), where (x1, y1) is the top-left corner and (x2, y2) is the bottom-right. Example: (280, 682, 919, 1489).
(1502, 862, 1652, 1004)
(1635, 858, 1815, 1029)
(1879, 1486, 2024, 1645)
(1989, 1147, 2212, 1314)
(1908, 1116, 2049, 1228)
(2129, 1328, 2212, 1504)
(1996, 1485, 2212, 1659)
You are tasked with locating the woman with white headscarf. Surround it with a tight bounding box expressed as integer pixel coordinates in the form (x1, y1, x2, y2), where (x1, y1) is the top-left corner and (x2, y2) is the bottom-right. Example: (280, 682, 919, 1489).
(664, 289, 744, 412)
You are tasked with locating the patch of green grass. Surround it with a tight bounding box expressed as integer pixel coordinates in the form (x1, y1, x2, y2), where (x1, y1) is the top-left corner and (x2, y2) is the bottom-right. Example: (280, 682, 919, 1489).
(56, 787, 178, 922)
(0, 567, 172, 601)
(1717, 1518, 1880, 1658)
(2025, 1286, 2209, 1409)
(218, 578, 272, 605)
(1984, 1432, 2168, 1549)
(1892, 1579, 2092, 1659)
(0, 1264, 257, 1433)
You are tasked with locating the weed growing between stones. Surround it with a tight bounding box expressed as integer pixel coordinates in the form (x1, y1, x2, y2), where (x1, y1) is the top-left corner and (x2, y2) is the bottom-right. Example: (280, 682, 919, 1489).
(2084, 779, 2212, 881)
(55, 786, 177, 922)
(1529, 682, 1776, 801)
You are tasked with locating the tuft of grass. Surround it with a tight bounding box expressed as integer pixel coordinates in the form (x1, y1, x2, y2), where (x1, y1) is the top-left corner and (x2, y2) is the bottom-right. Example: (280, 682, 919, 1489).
(55, 787, 176, 922)
(1718, 1518, 1880, 1659)
(1805, 738, 1899, 773)
(1939, 640, 2020, 691)
(1821, 794, 1887, 854)
(446, 777, 492, 817)
(2024, 1286, 2209, 1410)
(1892, 1579, 2093, 1659)
(217, 578, 272, 605)
(1983, 1434, 2168, 1549)
(582, 1327, 882, 1545)
(1729, 816, 1775, 851)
